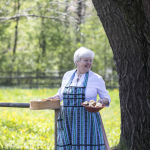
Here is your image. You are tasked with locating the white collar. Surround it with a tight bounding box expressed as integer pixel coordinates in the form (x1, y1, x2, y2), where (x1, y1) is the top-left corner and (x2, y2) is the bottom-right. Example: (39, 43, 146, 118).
(70, 72, 85, 86)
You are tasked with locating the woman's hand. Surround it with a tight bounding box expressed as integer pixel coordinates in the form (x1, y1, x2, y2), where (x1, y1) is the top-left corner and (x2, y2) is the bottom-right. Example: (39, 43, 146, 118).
(98, 98, 109, 106)
(48, 95, 60, 100)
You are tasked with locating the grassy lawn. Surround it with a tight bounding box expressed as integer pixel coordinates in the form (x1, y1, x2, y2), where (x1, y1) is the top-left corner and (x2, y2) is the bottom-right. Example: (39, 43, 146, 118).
(0, 88, 120, 150)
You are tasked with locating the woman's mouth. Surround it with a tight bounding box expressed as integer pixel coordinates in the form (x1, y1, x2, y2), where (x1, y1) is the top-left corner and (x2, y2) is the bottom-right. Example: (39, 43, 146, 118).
(85, 65, 91, 68)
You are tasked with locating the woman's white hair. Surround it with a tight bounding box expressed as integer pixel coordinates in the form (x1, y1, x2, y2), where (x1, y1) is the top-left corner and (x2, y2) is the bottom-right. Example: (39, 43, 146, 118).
(74, 47, 95, 66)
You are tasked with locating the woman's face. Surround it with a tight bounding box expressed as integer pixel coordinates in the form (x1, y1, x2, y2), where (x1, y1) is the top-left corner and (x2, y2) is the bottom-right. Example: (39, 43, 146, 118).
(76, 57, 93, 74)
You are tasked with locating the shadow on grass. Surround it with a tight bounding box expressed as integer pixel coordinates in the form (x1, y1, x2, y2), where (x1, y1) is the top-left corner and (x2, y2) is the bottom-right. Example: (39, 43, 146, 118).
(111, 139, 130, 150)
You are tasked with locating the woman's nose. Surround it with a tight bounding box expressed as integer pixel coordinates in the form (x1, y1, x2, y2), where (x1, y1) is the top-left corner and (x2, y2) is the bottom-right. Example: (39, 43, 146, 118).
(87, 60, 92, 64)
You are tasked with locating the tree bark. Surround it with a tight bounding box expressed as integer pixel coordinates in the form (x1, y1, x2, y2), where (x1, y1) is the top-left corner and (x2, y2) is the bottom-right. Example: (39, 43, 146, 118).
(92, 0, 150, 149)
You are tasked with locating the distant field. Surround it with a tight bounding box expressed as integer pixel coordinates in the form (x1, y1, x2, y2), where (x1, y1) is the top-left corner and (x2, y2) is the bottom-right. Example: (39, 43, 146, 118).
(0, 88, 120, 149)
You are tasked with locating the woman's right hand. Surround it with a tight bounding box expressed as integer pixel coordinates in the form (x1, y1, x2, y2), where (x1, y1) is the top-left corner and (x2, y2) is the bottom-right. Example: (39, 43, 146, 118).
(98, 98, 109, 106)
(48, 95, 60, 100)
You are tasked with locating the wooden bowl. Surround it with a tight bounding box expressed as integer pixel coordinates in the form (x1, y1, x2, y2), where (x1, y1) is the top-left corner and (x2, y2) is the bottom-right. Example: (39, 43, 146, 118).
(81, 102, 105, 113)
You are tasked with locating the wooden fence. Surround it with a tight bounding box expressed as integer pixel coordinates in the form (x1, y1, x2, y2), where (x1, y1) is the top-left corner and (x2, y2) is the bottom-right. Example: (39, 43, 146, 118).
(0, 71, 118, 88)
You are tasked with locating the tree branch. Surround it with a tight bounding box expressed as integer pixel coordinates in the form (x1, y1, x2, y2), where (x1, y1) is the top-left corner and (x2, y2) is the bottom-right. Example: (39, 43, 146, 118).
(0, 14, 63, 22)
(0, 14, 79, 26)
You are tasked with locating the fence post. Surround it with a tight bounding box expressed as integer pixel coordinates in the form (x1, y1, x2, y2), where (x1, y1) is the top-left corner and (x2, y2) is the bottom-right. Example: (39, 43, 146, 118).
(55, 109, 60, 150)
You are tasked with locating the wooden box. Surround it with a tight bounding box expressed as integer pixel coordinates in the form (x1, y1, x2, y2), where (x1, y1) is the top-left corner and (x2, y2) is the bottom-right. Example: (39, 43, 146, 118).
(30, 99, 60, 110)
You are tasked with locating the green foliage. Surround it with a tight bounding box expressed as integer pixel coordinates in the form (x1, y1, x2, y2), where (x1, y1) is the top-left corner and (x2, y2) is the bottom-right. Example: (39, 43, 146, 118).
(0, 0, 116, 79)
(0, 88, 120, 149)
(80, 14, 116, 76)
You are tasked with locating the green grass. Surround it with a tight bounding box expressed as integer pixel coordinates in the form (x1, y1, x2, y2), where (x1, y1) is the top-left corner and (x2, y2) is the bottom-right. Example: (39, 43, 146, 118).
(0, 88, 120, 149)
(101, 89, 120, 147)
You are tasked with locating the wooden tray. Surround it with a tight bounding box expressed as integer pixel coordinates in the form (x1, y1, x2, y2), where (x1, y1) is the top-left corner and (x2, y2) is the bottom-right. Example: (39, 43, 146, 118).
(30, 99, 60, 110)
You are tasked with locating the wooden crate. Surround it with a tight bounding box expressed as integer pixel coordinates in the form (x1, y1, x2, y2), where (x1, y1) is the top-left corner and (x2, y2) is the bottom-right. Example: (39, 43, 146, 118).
(30, 99, 60, 110)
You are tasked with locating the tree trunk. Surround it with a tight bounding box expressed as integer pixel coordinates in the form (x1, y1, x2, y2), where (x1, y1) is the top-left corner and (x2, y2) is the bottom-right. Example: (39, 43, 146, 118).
(76, 0, 86, 43)
(13, 18, 19, 55)
(13, 0, 20, 55)
(92, 0, 150, 149)
(40, 17, 46, 57)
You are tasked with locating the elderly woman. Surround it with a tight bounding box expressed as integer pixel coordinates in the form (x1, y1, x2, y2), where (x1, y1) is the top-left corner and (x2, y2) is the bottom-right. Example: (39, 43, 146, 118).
(49, 47, 111, 150)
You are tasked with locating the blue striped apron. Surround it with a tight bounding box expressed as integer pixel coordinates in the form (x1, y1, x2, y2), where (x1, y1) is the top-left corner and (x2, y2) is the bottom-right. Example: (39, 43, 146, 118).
(57, 70, 106, 150)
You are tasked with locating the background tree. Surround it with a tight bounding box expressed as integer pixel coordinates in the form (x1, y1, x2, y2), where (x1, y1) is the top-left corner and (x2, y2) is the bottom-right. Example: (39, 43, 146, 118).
(0, 0, 116, 82)
(92, 0, 150, 149)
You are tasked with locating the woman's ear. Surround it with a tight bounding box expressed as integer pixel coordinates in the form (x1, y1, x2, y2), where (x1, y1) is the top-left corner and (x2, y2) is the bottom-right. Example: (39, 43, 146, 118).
(75, 62, 77, 67)
(75, 58, 80, 67)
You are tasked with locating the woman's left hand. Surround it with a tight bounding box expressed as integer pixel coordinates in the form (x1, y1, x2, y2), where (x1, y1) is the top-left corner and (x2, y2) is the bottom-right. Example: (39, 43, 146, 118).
(48, 95, 60, 100)
(98, 98, 109, 106)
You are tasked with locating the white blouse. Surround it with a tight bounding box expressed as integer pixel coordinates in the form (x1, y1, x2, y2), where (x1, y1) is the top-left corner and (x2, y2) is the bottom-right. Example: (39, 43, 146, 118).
(56, 69, 111, 107)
